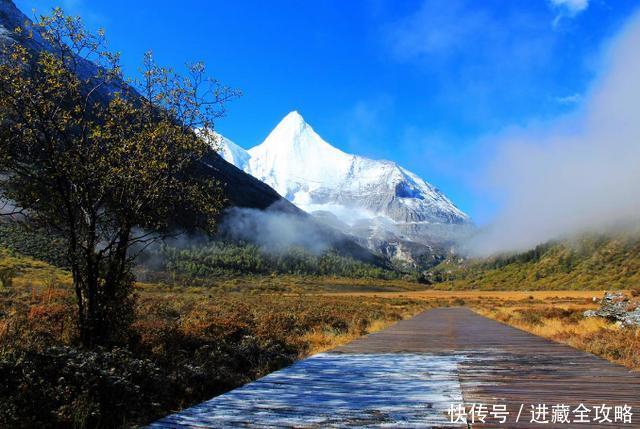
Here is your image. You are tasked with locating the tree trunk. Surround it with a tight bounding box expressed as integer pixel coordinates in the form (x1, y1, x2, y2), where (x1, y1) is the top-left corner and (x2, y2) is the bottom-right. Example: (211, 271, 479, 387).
(73, 227, 134, 347)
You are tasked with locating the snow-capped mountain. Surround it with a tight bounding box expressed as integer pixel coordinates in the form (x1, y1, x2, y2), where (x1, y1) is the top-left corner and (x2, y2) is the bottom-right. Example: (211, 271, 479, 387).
(216, 111, 471, 264)
(219, 111, 468, 223)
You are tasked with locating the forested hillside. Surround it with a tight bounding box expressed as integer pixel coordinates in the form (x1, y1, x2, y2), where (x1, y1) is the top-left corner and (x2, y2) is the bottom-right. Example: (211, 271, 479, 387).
(429, 232, 640, 290)
(141, 242, 402, 281)
(0, 223, 68, 267)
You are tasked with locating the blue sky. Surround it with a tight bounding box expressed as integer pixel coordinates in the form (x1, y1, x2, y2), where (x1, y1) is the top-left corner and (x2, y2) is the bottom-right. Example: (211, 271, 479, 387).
(15, 0, 640, 223)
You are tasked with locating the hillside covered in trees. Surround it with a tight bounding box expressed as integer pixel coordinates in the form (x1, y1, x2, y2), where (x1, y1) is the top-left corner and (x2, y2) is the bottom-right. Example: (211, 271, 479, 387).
(428, 232, 640, 290)
(149, 243, 400, 280)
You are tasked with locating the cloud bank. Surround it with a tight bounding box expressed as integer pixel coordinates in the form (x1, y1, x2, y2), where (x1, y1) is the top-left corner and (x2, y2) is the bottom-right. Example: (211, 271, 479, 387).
(468, 11, 640, 255)
(219, 203, 334, 255)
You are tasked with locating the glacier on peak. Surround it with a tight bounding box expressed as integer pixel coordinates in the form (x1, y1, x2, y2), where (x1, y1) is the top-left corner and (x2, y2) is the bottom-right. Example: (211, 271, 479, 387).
(216, 111, 469, 229)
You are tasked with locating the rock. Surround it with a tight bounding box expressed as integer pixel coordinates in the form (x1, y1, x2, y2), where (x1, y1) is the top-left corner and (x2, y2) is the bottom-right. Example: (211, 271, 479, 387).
(584, 292, 640, 328)
(621, 308, 640, 327)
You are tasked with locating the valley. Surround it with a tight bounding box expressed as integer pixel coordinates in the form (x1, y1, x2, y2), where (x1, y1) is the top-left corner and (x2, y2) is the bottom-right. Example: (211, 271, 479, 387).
(1, 247, 638, 427)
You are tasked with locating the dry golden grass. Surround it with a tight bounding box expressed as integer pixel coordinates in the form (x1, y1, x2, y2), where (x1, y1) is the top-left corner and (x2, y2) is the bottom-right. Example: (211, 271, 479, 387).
(137, 274, 430, 295)
(301, 319, 396, 355)
(0, 249, 71, 289)
(472, 298, 640, 370)
(0, 257, 435, 361)
(475, 307, 611, 337)
(322, 289, 607, 300)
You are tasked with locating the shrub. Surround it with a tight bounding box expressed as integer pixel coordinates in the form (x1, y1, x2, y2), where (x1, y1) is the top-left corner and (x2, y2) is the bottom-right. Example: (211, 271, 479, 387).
(0, 346, 165, 428)
(0, 267, 17, 289)
(517, 309, 543, 326)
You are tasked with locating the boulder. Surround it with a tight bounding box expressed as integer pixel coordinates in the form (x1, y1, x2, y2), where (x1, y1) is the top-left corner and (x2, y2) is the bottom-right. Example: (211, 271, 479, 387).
(584, 292, 640, 328)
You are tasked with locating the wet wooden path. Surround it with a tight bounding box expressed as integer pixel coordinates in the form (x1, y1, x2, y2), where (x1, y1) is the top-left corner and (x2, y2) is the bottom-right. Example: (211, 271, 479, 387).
(149, 307, 640, 428)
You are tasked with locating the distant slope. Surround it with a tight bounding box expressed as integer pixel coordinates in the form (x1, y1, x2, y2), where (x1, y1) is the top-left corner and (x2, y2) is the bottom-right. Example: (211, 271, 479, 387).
(428, 232, 640, 290)
(0, 223, 68, 267)
(0, 246, 70, 286)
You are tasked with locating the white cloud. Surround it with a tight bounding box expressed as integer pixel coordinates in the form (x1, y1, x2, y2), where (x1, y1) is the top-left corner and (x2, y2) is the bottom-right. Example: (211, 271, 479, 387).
(468, 11, 640, 255)
(549, 0, 589, 16)
(549, 0, 589, 24)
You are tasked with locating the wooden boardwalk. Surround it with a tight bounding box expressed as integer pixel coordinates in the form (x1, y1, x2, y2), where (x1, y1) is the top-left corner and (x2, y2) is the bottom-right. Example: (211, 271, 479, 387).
(149, 307, 640, 428)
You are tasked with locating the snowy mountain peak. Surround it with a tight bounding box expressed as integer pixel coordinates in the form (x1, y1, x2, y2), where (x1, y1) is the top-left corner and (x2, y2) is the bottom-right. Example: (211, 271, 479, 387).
(280, 110, 305, 128)
(262, 111, 308, 146)
(253, 110, 344, 157)
(217, 112, 470, 229)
